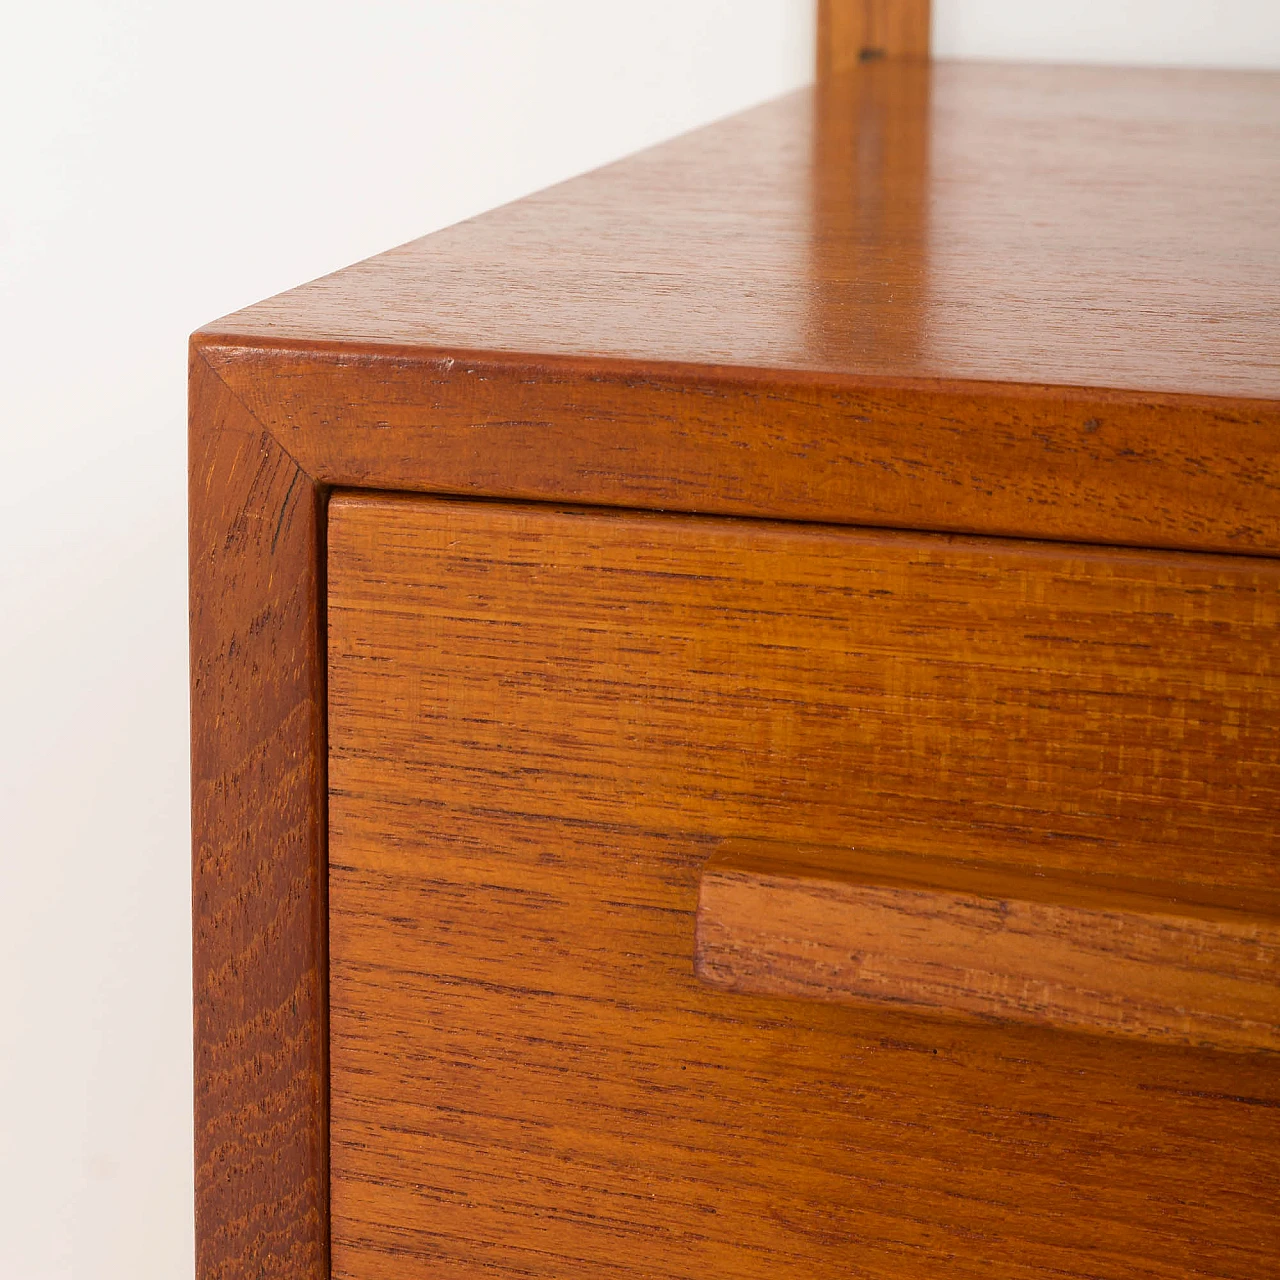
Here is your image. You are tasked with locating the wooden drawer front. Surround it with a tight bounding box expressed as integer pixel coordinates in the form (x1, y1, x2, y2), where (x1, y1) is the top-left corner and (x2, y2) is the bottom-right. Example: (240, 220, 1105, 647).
(327, 494, 1280, 1280)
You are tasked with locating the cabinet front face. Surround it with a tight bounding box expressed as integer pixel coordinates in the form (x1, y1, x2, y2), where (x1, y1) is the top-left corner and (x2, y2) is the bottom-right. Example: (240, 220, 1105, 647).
(326, 492, 1280, 1280)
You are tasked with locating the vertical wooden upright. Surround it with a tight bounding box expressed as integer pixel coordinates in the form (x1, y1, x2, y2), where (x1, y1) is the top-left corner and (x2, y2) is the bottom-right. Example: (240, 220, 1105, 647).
(818, 0, 931, 76)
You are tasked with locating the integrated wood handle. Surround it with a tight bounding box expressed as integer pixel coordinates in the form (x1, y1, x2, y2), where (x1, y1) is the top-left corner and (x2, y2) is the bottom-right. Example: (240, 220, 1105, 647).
(694, 841, 1280, 1054)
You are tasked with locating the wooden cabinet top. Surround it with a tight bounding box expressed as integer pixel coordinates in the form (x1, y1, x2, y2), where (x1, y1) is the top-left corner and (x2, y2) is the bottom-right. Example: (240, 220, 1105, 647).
(201, 62, 1279, 398)
(193, 61, 1280, 554)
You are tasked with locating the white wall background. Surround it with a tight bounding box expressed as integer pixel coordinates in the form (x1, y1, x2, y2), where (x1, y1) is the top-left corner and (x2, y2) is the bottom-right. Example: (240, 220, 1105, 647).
(0, 6, 813, 1278)
(934, 0, 1280, 67)
(0, 3, 1275, 1279)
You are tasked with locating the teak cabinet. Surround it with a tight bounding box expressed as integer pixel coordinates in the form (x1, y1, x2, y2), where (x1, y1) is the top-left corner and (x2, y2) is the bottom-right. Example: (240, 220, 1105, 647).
(191, 58, 1280, 1280)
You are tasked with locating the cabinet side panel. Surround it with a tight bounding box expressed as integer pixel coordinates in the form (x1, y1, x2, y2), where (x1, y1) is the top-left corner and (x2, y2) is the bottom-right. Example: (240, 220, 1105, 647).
(189, 352, 327, 1280)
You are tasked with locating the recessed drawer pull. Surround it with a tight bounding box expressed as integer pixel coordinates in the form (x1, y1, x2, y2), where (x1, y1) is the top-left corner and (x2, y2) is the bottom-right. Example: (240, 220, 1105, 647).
(694, 841, 1280, 1054)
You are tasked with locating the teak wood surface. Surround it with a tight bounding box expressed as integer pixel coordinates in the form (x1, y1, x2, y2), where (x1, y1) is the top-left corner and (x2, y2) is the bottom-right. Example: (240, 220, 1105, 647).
(695, 841, 1280, 1053)
(196, 63, 1280, 557)
(819, 0, 931, 75)
(334, 496, 1280, 898)
(189, 55, 1280, 1280)
(189, 356, 327, 1280)
(327, 493, 1279, 1280)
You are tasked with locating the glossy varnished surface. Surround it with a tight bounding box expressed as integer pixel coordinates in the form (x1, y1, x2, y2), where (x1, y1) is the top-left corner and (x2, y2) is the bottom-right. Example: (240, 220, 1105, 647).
(195, 62, 1280, 556)
(188, 51, 1280, 1280)
(204, 62, 1280, 399)
(327, 493, 1280, 1280)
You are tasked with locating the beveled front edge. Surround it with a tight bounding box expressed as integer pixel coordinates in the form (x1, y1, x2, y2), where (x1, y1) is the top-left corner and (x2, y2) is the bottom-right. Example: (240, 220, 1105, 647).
(197, 339, 1280, 557)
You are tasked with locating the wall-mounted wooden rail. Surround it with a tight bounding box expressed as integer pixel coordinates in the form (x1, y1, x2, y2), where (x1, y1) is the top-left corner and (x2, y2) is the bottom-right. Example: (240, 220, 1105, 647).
(818, 0, 931, 76)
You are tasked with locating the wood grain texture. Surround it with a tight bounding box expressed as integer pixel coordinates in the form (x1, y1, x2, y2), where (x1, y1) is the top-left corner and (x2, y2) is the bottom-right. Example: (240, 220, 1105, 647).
(193, 61, 1280, 554)
(695, 841, 1280, 1053)
(328, 493, 1280, 893)
(190, 52, 1280, 1277)
(201, 58, 1280, 396)
(189, 350, 328, 1280)
(327, 491, 1280, 1280)
(819, 0, 931, 75)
